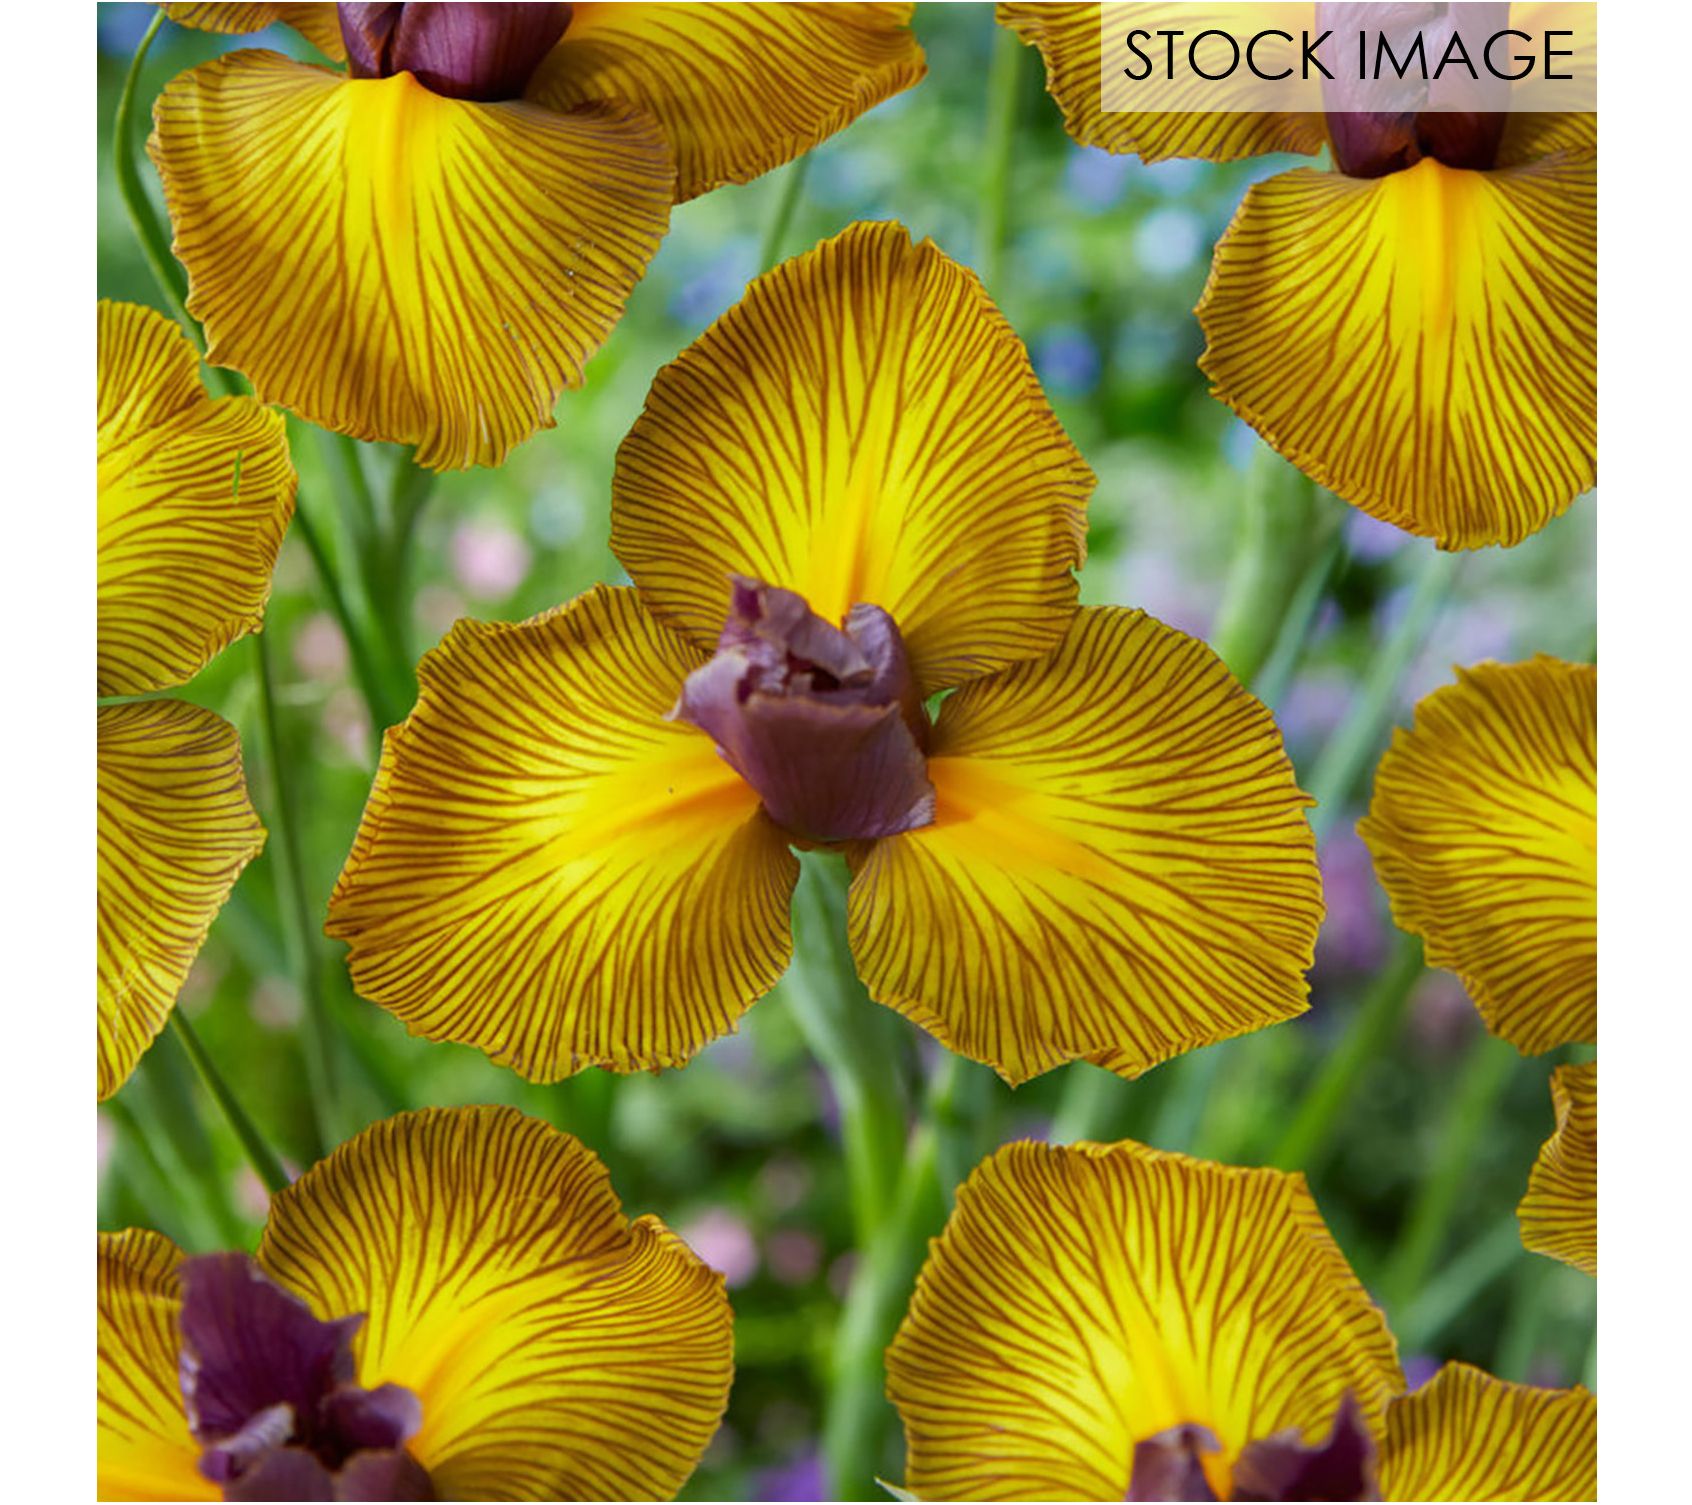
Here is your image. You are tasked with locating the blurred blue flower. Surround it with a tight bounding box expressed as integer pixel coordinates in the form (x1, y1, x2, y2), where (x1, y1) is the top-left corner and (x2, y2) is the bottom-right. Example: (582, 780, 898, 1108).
(1033, 325, 1101, 399)
(1064, 146, 1133, 212)
(1347, 510, 1409, 563)
(669, 241, 758, 328)
(1132, 206, 1203, 277)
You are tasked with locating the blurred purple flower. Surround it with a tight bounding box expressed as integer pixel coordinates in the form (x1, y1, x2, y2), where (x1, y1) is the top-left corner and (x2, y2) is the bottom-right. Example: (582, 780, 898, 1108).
(1276, 671, 1352, 750)
(1033, 326, 1101, 399)
(1402, 1354, 1443, 1391)
(757, 1449, 826, 1502)
(1407, 972, 1481, 1058)
(1347, 510, 1408, 563)
(98, 1111, 116, 1176)
(678, 1208, 759, 1288)
(757, 1155, 811, 1214)
(766, 1228, 823, 1286)
(1312, 831, 1388, 975)
(450, 518, 532, 600)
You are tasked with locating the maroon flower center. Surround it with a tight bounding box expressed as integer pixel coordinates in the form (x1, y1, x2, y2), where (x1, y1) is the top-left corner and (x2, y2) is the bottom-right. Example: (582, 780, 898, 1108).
(1318, 3, 1510, 177)
(339, 3, 573, 102)
(178, 1253, 434, 1502)
(672, 577, 937, 844)
(1127, 1393, 1378, 1502)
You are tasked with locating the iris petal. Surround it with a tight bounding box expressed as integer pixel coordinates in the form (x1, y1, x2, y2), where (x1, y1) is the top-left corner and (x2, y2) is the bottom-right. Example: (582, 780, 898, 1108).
(886, 1140, 1402, 1502)
(161, 2, 348, 60)
(1380, 1362, 1595, 1502)
(847, 607, 1321, 1085)
(97, 301, 295, 698)
(529, 2, 925, 201)
(1198, 153, 1596, 548)
(996, 3, 1326, 162)
(257, 1106, 733, 1501)
(98, 1230, 217, 1502)
(98, 701, 266, 1100)
(1359, 657, 1596, 1054)
(613, 220, 1092, 695)
(325, 586, 798, 1080)
(1519, 1060, 1597, 1276)
(150, 53, 674, 469)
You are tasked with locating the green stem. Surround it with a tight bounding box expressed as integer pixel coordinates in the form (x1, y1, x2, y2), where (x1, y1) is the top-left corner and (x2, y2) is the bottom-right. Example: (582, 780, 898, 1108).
(823, 1072, 951, 1500)
(103, 1096, 227, 1251)
(1210, 458, 1323, 687)
(1252, 525, 1348, 711)
(1395, 1217, 1526, 1353)
(977, 25, 1024, 294)
(785, 852, 909, 1248)
(292, 498, 401, 748)
(114, 11, 197, 340)
(1269, 933, 1423, 1173)
(757, 154, 812, 275)
(1380, 1034, 1519, 1320)
(170, 1013, 291, 1197)
(1307, 545, 1461, 844)
(252, 629, 340, 1153)
(1493, 1256, 1551, 1383)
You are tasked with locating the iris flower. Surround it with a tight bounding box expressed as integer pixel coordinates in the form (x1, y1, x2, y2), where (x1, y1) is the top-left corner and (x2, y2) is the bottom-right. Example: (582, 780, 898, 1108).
(887, 1139, 1596, 1501)
(997, 2, 1595, 549)
(1359, 657, 1596, 1274)
(97, 300, 295, 1100)
(147, 2, 926, 469)
(324, 219, 1323, 1087)
(97, 1105, 732, 1501)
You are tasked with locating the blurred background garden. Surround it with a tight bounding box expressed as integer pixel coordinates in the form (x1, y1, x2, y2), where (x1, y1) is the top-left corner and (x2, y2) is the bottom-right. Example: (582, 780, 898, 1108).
(97, 5, 1596, 1499)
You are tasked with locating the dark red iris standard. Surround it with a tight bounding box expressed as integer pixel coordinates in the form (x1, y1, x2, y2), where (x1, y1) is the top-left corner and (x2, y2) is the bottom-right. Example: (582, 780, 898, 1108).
(1318, 1, 1511, 177)
(178, 1254, 432, 1501)
(1128, 1395, 1378, 1503)
(672, 577, 937, 844)
(339, 2, 573, 101)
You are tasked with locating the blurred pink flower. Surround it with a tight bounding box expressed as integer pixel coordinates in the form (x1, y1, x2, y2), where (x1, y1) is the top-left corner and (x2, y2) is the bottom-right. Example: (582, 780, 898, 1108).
(292, 611, 348, 682)
(450, 518, 532, 600)
(414, 583, 469, 640)
(249, 976, 303, 1031)
(322, 686, 372, 764)
(679, 1207, 759, 1288)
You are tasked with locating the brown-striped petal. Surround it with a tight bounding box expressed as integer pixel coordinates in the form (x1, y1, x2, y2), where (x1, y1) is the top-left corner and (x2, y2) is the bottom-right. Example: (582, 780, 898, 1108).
(886, 1140, 1402, 1502)
(1379, 1362, 1595, 1502)
(528, 2, 925, 202)
(325, 585, 798, 1080)
(1358, 657, 1595, 1054)
(847, 607, 1321, 1085)
(612, 220, 1092, 696)
(98, 301, 296, 697)
(996, 3, 1326, 162)
(161, 2, 348, 60)
(149, 52, 674, 470)
(1519, 1060, 1597, 1276)
(257, 1106, 733, 1501)
(98, 1229, 217, 1502)
(98, 701, 266, 1100)
(1198, 152, 1596, 549)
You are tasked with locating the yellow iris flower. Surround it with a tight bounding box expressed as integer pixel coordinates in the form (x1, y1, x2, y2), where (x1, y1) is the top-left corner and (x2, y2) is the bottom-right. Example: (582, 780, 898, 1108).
(97, 1105, 732, 1501)
(1360, 657, 1597, 1275)
(146, 2, 927, 470)
(97, 300, 296, 1101)
(324, 219, 1326, 1088)
(887, 1139, 1596, 1501)
(997, 2, 1596, 550)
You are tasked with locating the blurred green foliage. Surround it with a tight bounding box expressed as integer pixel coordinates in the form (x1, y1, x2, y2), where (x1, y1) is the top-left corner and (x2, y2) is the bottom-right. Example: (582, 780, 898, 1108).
(97, 5, 1595, 1498)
